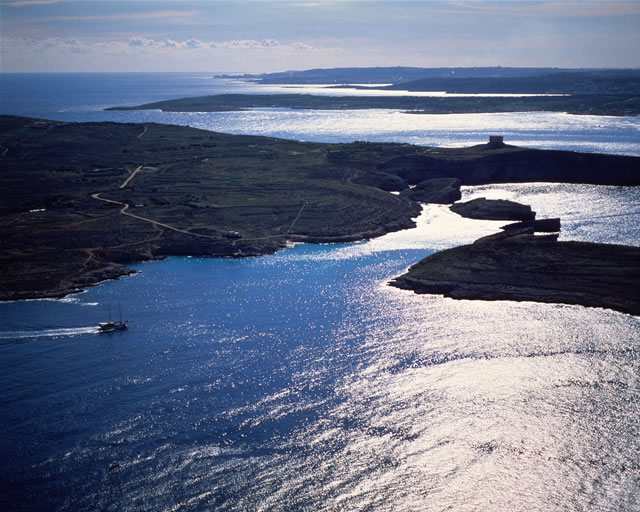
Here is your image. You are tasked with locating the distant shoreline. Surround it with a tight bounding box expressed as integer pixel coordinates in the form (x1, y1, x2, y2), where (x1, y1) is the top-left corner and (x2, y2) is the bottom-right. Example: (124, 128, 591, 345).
(106, 93, 640, 117)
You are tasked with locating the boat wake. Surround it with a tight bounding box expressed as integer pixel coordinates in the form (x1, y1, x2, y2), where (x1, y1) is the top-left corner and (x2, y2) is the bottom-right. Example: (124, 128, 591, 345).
(0, 326, 100, 342)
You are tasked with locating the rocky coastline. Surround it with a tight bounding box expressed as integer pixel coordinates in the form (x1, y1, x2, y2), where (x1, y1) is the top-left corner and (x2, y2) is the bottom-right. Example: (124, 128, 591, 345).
(1, 115, 638, 310)
(390, 208, 640, 316)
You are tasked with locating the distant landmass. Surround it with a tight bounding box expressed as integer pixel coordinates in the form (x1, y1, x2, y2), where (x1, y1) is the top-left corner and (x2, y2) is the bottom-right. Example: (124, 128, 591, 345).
(181, 68, 640, 116)
(107, 93, 640, 117)
(1, 115, 638, 314)
(217, 66, 605, 84)
(370, 70, 640, 95)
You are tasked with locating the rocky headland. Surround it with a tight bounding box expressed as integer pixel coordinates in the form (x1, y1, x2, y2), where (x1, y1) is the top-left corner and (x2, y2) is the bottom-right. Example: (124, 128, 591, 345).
(1, 115, 639, 310)
(390, 226, 640, 316)
(449, 197, 535, 221)
(392, 195, 640, 315)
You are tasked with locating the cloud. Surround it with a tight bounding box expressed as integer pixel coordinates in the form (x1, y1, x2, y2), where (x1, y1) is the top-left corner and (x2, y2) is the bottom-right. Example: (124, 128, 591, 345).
(127, 37, 153, 47)
(162, 38, 180, 48)
(24, 10, 201, 23)
(213, 39, 283, 49)
(0, 36, 335, 72)
(0, 34, 347, 72)
(184, 38, 203, 49)
(122, 37, 286, 51)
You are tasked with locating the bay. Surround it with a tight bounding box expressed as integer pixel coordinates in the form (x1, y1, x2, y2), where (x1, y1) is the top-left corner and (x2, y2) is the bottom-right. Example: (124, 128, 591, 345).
(0, 72, 639, 512)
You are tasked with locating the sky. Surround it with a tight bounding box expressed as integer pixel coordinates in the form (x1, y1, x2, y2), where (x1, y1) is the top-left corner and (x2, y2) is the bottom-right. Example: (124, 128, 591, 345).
(1, 0, 639, 73)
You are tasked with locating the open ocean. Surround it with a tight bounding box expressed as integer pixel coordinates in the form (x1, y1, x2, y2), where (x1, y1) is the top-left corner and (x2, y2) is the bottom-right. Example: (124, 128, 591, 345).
(1, 73, 639, 511)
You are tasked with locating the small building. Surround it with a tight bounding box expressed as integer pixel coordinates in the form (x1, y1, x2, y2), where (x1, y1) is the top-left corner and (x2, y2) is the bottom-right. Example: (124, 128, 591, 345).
(488, 135, 504, 148)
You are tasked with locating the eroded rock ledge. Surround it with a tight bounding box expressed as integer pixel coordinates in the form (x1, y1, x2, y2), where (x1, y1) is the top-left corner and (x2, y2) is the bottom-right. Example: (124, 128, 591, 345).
(450, 197, 535, 221)
(390, 227, 640, 316)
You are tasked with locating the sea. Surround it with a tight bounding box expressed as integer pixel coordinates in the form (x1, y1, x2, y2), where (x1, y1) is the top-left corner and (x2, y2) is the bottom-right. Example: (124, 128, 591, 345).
(1, 72, 639, 512)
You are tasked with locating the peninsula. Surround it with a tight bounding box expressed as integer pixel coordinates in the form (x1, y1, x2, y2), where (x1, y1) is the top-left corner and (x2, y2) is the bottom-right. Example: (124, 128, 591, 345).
(106, 93, 640, 117)
(390, 194, 640, 315)
(1, 115, 639, 314)
(390, 227, 640, 316)
(110, 68, 640, 116)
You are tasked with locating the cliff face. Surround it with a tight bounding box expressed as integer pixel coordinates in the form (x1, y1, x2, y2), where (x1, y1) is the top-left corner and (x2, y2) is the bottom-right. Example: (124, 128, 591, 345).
(380, 146, 640, 186)
(390, 228, 640, 316)
(450, 198, 535, 221)
(2, 115, 638, 302)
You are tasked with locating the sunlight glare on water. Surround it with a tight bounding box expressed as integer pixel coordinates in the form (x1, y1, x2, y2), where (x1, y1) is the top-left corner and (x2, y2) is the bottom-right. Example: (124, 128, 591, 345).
(252, 82, 570, 98)
(1, 74, 639, 512)
(461, 184, 640, 245)
(150, 109, 640, 155)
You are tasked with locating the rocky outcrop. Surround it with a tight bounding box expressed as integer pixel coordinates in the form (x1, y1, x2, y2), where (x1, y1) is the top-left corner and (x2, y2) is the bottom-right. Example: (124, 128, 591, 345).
(350, 172, 408, 191)
(378, 148, 640, 186)
(390, 228, 640, 316)
(400, 178, 462, 204)
(450, 197, 536, 221)
(501, 218, 561, 232)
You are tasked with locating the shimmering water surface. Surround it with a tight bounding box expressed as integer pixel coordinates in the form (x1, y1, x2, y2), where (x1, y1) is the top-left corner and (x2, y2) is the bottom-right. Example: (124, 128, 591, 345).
(2, 72, 639, 154)
(1, 73, 639, 511)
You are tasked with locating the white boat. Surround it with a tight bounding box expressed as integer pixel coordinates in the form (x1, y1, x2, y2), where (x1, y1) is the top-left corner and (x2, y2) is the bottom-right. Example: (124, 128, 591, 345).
(99, 303, 128, 333)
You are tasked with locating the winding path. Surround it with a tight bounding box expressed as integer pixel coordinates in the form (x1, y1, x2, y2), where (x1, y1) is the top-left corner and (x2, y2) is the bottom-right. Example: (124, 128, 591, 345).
(119, 165, 143, 189)
(287, 202, 306, 234)
(91, 161, 300, 243)
(91, 193, 219, 240)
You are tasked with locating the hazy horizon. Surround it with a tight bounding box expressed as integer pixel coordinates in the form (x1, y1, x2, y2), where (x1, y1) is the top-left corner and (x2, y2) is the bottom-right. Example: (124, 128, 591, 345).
(2, 1, 639, 73)
(1, 65, 639, 77)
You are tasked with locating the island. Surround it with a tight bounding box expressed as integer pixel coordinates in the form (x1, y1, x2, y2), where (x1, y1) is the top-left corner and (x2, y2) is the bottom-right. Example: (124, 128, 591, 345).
(1, 115, 639, 315)
(449, 197, 535, 221)
(218, 67, 640, 93)
(217, 66, 580, 84)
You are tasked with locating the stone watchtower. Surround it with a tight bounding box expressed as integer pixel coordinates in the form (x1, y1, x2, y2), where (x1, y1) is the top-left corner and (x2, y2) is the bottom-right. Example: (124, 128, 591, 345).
(488, 135, 504, 149)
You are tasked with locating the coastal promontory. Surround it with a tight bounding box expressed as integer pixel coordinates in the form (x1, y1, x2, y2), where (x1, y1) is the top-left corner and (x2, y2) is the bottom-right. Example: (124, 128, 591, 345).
(0, 115, 423, 300)
(1, 114, 639, 305)
(390, 228, 640, 316)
